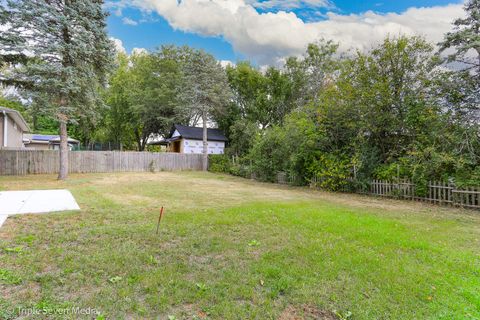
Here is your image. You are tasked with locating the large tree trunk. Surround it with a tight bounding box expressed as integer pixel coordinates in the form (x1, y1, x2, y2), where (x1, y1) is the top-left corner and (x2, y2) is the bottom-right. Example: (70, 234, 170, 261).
(58, 118, 68, 180)
(202, 109, 208, 171)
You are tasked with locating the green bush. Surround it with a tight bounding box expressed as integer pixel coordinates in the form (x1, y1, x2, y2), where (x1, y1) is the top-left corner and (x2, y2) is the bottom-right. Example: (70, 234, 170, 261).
(209, 154, 252, 178)
(229, 163, 250, 178)
(248, 127, 289, 182)
(208, 154, 232, 173)
(308, 154, 353, 191)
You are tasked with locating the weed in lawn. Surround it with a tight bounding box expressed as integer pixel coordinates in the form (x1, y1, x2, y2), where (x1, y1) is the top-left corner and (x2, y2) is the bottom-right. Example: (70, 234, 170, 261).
(108, 276, 123, 284)
(15, 234, 36, 244)
(195, 282, 208, 292)
(0, 269, 22, 285)
(334, 310, 353, 320)
(3, 246, 23, 254)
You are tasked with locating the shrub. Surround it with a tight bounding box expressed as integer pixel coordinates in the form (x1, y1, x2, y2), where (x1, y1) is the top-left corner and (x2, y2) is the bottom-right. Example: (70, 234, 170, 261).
(308, 154, 352, 191)
(208, 154, 232, 173)
(248, 127, 289, 182)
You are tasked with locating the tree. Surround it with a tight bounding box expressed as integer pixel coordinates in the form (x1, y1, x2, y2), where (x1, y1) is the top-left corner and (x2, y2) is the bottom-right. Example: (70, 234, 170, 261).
(263, 67, 294, 126)
(439, 0, 480, 76)
(0, 0, 114, 179)
(225, 62, 265, 124)
(103, 47, 186, 151)
(285, 40, 338, 107)
(439, 0, 480, 122)
(220, 62, 294, 157)
(181, 50, 232, 170)
(352, 37, 439, 164)
(247, 36, 480, 188)
(103, 53, 137, 150)
(0, 12, 30, 87)
(131, 47, 186, 150)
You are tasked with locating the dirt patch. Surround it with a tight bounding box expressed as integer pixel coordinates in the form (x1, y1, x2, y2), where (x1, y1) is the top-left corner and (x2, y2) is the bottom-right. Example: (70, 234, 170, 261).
(278, 304, 338, 320)
(1, 281, 41, 301)
(164, 303, 197, 319)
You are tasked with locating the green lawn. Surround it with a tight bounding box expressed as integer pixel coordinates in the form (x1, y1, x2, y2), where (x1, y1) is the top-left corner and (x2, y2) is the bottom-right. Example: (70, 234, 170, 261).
(0, 172, 479, 319)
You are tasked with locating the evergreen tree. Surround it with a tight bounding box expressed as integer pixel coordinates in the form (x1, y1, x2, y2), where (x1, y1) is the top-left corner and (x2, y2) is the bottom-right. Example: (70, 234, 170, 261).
(440, 0, 480, 76)
(439, 0, 480, 123)
(0, 0, 114, 179)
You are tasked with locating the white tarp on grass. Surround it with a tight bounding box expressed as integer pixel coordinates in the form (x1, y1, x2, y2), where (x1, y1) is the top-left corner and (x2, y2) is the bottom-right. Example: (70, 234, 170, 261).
(0, 190, 80, 227)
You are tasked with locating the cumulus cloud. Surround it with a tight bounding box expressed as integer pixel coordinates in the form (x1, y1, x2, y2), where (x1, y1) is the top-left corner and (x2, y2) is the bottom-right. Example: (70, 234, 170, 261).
(132, 47, 148, 55)
(110, 37, 151, 56)
(110, 37, 127, 54)
(219, 60, 235, 68)
(107, 0, 465, 65)
(251, 0, 333, 10)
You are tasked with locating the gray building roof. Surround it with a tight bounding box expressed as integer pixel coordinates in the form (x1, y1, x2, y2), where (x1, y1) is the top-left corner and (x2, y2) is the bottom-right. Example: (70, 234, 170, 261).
(23, 134, 80, 144)
(0, 107, 30, 132)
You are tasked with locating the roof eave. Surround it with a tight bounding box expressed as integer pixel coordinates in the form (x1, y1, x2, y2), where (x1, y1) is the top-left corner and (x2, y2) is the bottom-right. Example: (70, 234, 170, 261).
(1, 107, 30, 132)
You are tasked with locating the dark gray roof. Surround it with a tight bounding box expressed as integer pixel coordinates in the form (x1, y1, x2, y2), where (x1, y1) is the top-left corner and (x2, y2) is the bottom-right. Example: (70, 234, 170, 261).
(170, 124, 228, 142)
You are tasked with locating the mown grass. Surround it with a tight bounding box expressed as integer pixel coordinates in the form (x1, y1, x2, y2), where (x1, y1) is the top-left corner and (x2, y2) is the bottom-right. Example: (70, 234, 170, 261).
(0, 172, 479, 319)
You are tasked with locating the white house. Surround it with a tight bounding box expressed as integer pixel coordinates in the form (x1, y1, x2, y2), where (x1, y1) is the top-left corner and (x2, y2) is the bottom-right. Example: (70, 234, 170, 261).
(0, 107, 30, 149)
(166, 124, 227, 154)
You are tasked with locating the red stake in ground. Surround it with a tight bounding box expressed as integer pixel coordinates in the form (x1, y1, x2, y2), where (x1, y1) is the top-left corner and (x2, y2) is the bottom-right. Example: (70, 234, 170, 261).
(156, 206, 164, 235)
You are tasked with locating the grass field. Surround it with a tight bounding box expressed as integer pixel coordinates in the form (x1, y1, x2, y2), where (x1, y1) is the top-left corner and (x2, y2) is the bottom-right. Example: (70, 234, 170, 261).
(0, 172, 479, 319)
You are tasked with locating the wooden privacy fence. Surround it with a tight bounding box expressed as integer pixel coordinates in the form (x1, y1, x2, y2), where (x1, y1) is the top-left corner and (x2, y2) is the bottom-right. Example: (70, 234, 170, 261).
(0, 150, 204, 175)
(369, 179, 480, 209)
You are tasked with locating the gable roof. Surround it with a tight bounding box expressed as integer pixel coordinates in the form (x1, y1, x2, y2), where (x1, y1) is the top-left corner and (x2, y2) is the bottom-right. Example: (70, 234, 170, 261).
(170, 124, 228, 142)
(0, 107, 30, 132)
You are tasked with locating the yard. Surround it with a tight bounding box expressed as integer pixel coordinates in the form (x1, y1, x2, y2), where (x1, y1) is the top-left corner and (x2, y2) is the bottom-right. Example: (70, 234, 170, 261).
(0, 172, 479, 319)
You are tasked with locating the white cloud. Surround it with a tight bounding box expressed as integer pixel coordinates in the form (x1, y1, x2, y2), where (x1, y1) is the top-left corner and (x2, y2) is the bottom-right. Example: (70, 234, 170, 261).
(104, 0, 155, 16)
(251, 0, 333, 10)
(219, 60, 235, 68)
(132, 47, 148, 55)
(110, 37, 150, 56)
(110, 37, 127, 54)
(108, 0, 466, 65)
(122, 17, 139, 25)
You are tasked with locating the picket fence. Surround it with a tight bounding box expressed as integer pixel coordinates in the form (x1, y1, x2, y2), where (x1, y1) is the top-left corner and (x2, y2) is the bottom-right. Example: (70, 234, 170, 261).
(369, 179, 480, 209)
(0, 150, 204, 175)
(287, 173, 480, 210)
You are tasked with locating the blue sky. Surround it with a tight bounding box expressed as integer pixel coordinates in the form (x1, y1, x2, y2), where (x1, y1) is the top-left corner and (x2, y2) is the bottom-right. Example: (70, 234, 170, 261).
(107, 7, 239, 61)
(105, 0, 464, 65)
